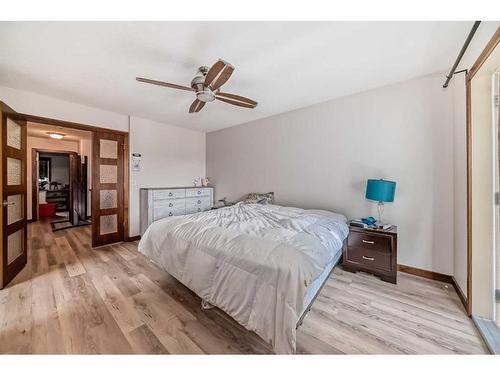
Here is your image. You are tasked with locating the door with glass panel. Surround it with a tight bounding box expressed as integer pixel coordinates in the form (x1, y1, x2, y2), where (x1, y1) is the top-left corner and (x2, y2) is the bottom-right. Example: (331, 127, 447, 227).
(91, 131, 124, 247)
(0, 102, 27, 288)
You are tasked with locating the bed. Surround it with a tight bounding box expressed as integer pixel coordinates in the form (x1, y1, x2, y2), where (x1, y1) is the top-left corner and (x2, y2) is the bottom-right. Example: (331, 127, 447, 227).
(138, 202, 348, 353)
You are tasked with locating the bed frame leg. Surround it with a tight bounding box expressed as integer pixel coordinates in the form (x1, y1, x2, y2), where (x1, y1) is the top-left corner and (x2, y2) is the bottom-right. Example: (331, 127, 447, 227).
(201, 299, 214, 310)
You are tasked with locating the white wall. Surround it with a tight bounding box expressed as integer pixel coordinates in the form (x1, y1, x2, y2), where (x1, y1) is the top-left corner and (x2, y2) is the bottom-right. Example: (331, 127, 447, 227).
(207, 72, 455, 274)
(451, 77, 468, 294)
(129, 117, 206, 237)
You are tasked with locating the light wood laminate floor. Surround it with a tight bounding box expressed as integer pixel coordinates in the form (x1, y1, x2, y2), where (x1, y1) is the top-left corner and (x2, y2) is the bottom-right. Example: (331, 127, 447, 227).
(0, 220, 488, 354)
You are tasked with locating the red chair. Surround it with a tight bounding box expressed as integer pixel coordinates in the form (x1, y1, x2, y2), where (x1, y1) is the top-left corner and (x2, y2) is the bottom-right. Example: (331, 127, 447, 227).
(39, 203, 57, 217)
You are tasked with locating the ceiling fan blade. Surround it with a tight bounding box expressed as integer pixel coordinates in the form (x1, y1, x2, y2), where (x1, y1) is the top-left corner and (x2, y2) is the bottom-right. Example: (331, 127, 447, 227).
(215, 96, 256, 109)
(136, 77, 194, 92)
(189, 99, 206, 113)
(204, 60, 234, 90)
(216, 92, 257, 107)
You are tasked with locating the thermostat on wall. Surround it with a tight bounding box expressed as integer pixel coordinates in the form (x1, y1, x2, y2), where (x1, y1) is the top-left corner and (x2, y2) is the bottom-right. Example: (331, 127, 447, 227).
(132, 153, 142, 172)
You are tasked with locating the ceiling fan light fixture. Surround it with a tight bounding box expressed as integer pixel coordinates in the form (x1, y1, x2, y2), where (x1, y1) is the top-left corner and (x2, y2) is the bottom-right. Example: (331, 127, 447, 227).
(47, 132, 65, 140)
(196, 89, 216, 103)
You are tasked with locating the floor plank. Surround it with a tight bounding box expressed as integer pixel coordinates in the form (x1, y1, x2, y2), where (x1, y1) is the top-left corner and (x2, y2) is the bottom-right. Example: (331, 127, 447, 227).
(0, 219, 489, 354)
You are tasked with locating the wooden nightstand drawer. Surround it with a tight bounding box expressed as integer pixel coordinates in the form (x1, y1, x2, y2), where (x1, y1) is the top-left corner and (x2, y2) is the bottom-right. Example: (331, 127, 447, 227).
(348, 232, 390, 252)
(342, 225, 397, 284)
(346, 247, 391, 271)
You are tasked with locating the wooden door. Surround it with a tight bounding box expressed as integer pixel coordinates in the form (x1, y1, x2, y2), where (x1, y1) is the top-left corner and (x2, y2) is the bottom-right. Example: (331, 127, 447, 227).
(91, 131, 124, 247)
(69, 152, 80, 225)
(75, 155, 88, 221)
(0, 102, 27, 288)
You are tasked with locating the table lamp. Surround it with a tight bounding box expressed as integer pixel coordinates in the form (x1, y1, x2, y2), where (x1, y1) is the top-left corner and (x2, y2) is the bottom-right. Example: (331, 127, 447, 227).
(365, 179, 396, 228)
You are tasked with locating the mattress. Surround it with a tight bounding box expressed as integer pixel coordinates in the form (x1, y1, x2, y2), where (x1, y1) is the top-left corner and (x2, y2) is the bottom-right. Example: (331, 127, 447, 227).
(139, 202, 348, 353)
(301, 247, 342, 317)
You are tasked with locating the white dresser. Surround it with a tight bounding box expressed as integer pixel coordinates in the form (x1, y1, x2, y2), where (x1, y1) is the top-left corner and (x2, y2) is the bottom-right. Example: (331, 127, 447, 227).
(140, 187, 214, 235)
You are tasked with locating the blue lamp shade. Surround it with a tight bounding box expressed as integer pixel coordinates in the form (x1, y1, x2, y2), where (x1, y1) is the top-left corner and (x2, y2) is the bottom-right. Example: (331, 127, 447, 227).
(365, 179, 396, 203)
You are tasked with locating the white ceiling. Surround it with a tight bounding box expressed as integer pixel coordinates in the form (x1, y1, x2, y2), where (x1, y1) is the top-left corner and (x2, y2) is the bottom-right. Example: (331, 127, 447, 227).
(0, 21, 480, 132)
(27, 122, 91, 141)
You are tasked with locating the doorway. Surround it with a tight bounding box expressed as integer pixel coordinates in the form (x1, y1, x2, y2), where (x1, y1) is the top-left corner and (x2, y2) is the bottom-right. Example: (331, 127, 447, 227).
(32, 149, 91, 231)
(0, 102, 130, 288)
(28, 122, 92, 228)
(467, 28, 500, 353)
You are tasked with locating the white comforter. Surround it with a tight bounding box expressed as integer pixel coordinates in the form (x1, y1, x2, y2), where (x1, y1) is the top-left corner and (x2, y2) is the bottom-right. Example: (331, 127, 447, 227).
(138, 203, 348, 353)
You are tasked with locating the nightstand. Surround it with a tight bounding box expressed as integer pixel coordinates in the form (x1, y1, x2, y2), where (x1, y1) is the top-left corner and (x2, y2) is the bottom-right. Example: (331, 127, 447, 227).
(342, 225, 397, 284)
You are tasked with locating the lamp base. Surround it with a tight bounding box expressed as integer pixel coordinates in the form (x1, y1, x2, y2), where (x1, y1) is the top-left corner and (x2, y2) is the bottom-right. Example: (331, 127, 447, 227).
(377, 201, 384, 227)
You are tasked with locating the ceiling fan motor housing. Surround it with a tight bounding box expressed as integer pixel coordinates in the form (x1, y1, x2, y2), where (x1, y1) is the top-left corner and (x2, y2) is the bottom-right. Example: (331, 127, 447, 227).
(191, 72, 216, 102)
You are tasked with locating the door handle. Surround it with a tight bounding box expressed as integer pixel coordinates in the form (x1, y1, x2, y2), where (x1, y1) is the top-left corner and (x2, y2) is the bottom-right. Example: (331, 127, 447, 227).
(2, 201, 15, 207)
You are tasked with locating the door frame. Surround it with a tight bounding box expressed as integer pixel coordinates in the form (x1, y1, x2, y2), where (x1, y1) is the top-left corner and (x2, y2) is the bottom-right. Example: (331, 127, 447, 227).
(466, 27, 500, 316)
(15, 112, 132, 242)
(31, 149, 79, 223)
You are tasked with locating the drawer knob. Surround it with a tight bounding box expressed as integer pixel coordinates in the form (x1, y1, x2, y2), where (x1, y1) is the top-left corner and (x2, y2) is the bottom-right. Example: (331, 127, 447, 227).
(198, 191, 201, 194)
(362, 240, 375, 245)
(168, 212, 173, 216)
(197, 200, 201, 204)
(362, 255, 375, 261)
(197, 208, 201, 212)
(169, 192, 173, 196)
(169, 203, 173, 207)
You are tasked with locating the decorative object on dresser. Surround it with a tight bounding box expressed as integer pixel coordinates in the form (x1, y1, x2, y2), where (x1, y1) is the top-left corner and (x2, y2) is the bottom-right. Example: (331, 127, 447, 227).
(140, 187, 214, 235)
(193, 177, 202, 187)
(365, 178, 396, 230)
(342, 225, 398, 284)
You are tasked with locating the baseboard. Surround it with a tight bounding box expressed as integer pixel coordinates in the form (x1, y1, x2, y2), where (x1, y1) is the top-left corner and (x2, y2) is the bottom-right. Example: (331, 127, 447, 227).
(397, 264, 453, 283)
(398, 264, 469, 312)
(451, 276, 468, 312)
(125, 235, 141, 242)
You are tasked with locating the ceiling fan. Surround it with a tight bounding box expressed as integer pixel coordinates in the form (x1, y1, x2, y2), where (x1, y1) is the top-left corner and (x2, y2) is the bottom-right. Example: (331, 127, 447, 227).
(136, 59, 258, 113)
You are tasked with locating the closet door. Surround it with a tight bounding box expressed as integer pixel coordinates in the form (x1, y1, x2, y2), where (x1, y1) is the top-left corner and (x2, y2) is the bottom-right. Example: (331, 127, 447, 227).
(0, 102, 27, 288)
(91, 131, 125, 247)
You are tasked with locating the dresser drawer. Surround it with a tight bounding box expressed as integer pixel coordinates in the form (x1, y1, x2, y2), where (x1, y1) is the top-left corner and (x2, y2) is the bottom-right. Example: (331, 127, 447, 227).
(153, 189, 186, 200)
(186, 206, 210, 214)
(186, 196, 211, 206)
(153, 206, 185, 220)
(348, 232, 391, 253)
(186, 188, 211, 198)
(154, 199, 185, 210)
(346, 247, 391, 271)
(186, 197, 212, 213)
